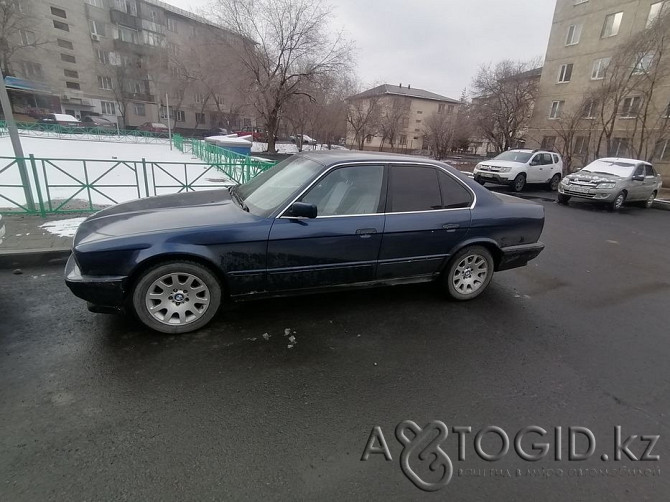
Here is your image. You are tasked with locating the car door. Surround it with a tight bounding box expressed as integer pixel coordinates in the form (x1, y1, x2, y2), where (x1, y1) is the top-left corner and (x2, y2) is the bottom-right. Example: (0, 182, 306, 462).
(643, 164, 659, 199)
(266, 164, 386, 292)
(377, 165, 473, 280)
(629, 164, 646, 200)
(527, 154, 544, 183)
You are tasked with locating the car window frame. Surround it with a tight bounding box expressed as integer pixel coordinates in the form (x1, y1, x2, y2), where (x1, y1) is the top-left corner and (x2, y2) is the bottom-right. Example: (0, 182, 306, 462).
(277, 160, 476, 219)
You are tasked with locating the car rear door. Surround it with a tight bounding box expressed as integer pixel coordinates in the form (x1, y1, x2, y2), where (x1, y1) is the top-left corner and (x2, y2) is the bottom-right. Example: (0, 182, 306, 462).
(629, 164, 646, 200)
(266, 164, 386, 291)
(377, 164, 473, 280)
(643, 164, 659, 199)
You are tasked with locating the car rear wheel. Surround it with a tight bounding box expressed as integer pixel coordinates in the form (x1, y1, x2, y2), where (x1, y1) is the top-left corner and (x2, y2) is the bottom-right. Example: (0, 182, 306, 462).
(511, 174, 526, 192)
(557, 193, 570, 205)
(132, 261, 222, 334)
(608, 191, 626, 212)
(645, 191, 657, 209)
(549, 174, 561, 191)
(443, 246, 494, 301)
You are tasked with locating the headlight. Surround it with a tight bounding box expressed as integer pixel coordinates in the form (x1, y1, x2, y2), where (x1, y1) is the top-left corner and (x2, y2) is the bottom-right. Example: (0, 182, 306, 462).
(561, 177, 571, 185)
(499, 167, 511, 173)
(597, 182, 616, 189)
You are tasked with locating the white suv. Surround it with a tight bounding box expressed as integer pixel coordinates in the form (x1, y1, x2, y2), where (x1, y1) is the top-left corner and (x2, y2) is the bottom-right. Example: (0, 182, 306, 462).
(473, 149, 564, 192)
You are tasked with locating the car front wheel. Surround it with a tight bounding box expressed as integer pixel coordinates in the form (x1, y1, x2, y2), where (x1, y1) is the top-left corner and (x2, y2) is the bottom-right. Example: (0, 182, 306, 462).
(443, 246, 494, 301)
(608, 191, 626, 212)
(132, 261, 222, 334)
(557, 193, 570, 205)
(511, 174, 526, 192)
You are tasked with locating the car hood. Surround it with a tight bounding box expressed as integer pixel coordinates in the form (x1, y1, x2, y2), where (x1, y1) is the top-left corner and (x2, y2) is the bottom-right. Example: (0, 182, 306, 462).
(479, 160, 525, 169)
(566, 171, 622, 183)
(74, 189, 240, 246)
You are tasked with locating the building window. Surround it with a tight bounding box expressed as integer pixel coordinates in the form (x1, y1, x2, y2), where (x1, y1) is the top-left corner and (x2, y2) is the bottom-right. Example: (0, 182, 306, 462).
(401, 117, 409, 128)
(167, 43, 180, 56)
(125, 79, 144, 94)
(19, 30, 36, 46)
(647, 2, 670, 28)
(448, 105, 455, 113)
(632, 52, 654, 75)
(98, 75, 113, 90)
(53, 20, 69, 31)
(620, 96, 642, 118)
(60, 53, 76, 63)
(602, 12, 623, 38)
(66, 81, 80, 90)
(134, 103, 146, 116)
(549, 100, 564, 119)
(96, 49, 110, 64)
(167, 17, 178, 32)
(591, 57, 611, 80)
(112, 0, 137, 15)
(609, 137, 629, 156)
(89, 20, 105, 36)
(194, 93, 205, 104)
(655, 139, 670, 161)
(21, 61, 43, 79)
(416, 110, 423, 115)
(565, 24, 582, 46)
(557, 63, 574, 83)
(583, 100, 597, 119)
(101, 101, 116, 115)
(416, 119, 422, 124)
(541, 136, 557, 150)
(57, 39, 73, 50)
(399, 135, 407, 145)
(50, 6, 67, 18)
(85, 0, 105, 8)
(117, 26, 138, 44)
(574, 136, 588, 155)
(437, 104, 445, 114)
(63, 69, 78, 78)
(175, 110, 185, 122)
(195, 112, 206, 123)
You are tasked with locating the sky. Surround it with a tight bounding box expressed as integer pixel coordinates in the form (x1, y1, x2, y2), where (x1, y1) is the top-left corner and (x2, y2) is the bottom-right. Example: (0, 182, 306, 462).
(165, 0, 557, 100)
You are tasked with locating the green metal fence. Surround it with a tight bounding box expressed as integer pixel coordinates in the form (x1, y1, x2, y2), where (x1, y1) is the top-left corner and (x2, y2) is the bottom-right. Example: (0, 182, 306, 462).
(0, 153, 275, 216)
(187, 138, 275, 184)
(0, 120, 171, 143)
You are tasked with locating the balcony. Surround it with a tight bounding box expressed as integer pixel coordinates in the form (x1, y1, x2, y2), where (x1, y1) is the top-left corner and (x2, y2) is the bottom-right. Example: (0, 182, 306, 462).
(110, 9, 141, 30)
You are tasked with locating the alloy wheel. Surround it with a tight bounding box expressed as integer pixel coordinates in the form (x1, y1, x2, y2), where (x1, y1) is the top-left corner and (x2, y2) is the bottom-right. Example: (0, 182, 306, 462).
(145, 272, 211, 326)
(452, 254, 489, 295)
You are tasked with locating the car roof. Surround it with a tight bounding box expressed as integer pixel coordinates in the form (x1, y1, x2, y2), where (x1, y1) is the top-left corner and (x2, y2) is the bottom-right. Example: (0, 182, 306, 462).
(53, 113, 79, 121)
(299, 149, 452, 167)
(593, 157, 650, 165)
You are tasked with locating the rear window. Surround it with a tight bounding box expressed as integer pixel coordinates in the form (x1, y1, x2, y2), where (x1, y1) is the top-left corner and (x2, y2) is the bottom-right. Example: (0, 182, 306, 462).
(438, 171, 473, 209)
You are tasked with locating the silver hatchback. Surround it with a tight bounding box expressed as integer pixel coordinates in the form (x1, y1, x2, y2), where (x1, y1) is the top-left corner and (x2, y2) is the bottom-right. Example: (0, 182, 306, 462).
(558, 158, 663, 211)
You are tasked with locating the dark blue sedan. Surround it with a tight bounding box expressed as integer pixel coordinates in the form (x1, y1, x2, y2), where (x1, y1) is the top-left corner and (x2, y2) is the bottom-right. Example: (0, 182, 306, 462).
(65, 151, 545, 333)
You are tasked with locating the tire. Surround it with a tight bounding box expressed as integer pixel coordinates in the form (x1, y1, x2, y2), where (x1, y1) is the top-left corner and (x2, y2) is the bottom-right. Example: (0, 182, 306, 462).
(131, 261, 222, 334)
(645, 191, 657, 209)
(608, 191, 626, 212)
(443, 246, 494, 301)
(511, 174, 526, 192)
(557, 193, 571, 205)
(474, 177, 486, 186)
(548, 174, 561, 192)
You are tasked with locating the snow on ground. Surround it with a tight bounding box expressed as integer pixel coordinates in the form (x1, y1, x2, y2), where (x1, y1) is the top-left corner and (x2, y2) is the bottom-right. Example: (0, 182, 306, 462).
(251, 142, 348, 154)
(0, 136, 231, 210)
(40, 217, 87, 237)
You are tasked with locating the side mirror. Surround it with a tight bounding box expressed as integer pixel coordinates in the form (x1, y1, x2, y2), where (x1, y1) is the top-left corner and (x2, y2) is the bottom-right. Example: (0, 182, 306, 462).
(632, 175, 645, 182)
(286, 202, 317, 219)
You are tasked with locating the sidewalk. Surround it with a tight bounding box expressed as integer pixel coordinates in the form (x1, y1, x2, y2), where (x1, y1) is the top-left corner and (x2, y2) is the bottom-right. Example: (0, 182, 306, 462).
(0, 214, 74, 268)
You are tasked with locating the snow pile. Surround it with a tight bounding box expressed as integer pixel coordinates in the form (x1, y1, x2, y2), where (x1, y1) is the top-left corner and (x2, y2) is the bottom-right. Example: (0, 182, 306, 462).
(40, 217, 86, 237)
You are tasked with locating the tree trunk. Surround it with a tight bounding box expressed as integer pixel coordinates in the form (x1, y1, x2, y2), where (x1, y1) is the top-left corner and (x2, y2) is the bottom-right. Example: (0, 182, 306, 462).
(266, 108, 279, 153)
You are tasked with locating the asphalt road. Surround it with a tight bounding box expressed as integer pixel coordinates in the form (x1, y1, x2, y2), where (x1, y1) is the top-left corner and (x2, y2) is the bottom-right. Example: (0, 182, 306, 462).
(1, 190, 669, 501)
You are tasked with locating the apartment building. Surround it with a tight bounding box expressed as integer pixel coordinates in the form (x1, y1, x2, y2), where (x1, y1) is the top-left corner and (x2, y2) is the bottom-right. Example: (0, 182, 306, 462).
(527, 0, 670, 182)
(346, 84, 460, 152)
(5, 0, 253, 131)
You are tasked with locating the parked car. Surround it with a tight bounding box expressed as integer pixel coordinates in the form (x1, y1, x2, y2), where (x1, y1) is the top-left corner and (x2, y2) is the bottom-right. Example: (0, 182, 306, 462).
(82, 116, 116, 129)
(65, 151, 546, 334)
(38, 113, 82, 128)
(138, 122, 169, 134)
(558, 158, 663, 211)
(473, 149, 563, 192)
(290, 134, 318, 145)
(234, 126, 266, 141)
(0, 214, 4, 246)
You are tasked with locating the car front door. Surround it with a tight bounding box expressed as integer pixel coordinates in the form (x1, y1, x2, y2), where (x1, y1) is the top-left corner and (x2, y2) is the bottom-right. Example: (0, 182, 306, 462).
(629, 164, 646, 200)
(266, 164, 386, 292)
(377, 165, 473, 280)
(528, 153, 549, 183)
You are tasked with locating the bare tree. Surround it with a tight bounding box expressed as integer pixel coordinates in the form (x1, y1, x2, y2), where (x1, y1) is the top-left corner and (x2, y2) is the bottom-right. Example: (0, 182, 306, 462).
(548, 97, 593, 173)
(346, 93, 382, 150)
(470, 60, 541, 153)
(0, 0, 48, 76)
(212, 0, 353, 153)
(377, 96, 410, 151)
(423, 110, 457, 160)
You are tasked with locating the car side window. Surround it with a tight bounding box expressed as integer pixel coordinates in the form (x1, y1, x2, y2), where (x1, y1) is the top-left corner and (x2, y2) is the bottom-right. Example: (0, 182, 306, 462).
(645, 165, 655, 177)
(438, 171, 473, 209)
(299, 165, 384, 216)
(542, 154, 553, 165)
(634, 165, 644, 177)
(530, 155, 540, 166)
(388, 166, 442, 212)
(552, 154, 560, 164)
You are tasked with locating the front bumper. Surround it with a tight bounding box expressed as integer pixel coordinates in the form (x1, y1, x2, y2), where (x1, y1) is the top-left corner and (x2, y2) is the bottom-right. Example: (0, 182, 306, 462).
(65, 254, 127, 309)
(558, 184, 617, 202)
(474, 172, 511, 184)
(497, 242, 545, 271)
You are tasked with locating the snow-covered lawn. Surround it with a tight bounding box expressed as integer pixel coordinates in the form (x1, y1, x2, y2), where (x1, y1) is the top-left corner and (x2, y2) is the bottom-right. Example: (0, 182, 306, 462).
(0, 136, 232, 210)
(251, 142, 348, 154)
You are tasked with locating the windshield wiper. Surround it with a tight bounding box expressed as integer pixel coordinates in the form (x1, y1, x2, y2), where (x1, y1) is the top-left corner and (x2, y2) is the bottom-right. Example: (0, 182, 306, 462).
(229, 185, 249, 212)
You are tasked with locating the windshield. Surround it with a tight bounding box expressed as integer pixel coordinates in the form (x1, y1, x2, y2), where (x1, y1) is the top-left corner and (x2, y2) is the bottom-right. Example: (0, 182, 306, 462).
(237, 156, 322, 216)
(493, 151, 533, 163)
(581, 160, 636, 177)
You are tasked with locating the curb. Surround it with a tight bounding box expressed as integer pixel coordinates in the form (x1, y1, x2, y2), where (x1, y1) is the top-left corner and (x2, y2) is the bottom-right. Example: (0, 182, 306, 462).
(0, 248, 70, 269)
(653, 199, 670, 211)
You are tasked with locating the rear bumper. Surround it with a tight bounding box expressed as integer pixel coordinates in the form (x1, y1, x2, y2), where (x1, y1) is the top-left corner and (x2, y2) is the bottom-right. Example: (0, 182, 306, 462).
(497, 242, 545, 271)
(64, 254, 127, 308)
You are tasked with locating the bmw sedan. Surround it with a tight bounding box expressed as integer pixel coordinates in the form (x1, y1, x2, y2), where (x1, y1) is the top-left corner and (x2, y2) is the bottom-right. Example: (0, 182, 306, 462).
(65, 151, 546, 334)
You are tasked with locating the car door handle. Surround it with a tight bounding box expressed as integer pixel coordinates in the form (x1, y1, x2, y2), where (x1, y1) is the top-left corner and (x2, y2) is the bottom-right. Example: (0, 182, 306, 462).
(356, 228, 377, 238)
(443, 223, 460, 232)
